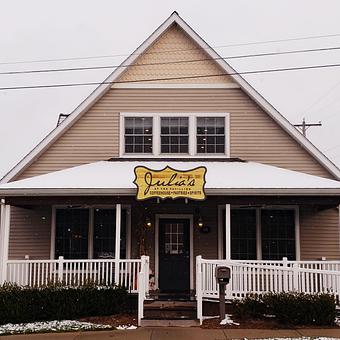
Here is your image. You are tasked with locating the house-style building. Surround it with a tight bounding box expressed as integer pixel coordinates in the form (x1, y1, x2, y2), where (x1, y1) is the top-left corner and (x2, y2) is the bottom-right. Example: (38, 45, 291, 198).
(0, 12, 340, 325)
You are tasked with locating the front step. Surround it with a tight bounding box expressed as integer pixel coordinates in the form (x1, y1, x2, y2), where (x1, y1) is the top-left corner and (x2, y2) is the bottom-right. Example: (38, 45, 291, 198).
(141, 319, 199, 327)
(144, 300, 197, 321)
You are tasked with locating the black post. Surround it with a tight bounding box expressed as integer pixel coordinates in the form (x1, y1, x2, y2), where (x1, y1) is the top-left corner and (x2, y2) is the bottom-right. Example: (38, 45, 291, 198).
(219, 282, 226, 321)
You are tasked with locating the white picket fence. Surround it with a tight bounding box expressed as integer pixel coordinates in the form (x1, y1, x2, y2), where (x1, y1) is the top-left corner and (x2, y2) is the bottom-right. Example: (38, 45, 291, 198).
(196, 256, 340, 324)
(6, 256, 150, 326)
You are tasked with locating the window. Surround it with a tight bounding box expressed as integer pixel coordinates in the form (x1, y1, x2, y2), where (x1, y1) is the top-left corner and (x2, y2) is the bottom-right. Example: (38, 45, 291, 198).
(221, 207, 297, 260)
(197, 117, 225, 154)
(93, 208, 126, 259)
(231, 209, 257, 260)
(121, 113, 229, 156)
(164, 222, 184, 255)
(161, 117, 189, 153)
(55, 207, 127, 259)
(124, 117, 152, 153)
(261, 209, 296, 260)
(222, 208, 257, 260)
(55, 209, 89, 259)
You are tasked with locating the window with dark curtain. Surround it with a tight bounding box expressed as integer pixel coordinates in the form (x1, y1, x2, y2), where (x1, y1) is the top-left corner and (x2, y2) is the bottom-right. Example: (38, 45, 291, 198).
(55, 209, 89, 259)
(93, 208, 127, 259)
(230, 209, 257, 260)
(261, 209, 296, 260)
(223, 208, 257, 260)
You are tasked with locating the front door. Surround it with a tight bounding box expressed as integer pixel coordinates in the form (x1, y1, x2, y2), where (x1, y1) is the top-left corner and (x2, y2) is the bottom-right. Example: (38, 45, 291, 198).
(159, 218, 190, 293)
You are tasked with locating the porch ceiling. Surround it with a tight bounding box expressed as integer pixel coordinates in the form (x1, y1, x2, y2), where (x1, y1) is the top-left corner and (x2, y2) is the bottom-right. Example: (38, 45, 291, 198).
(1, 160, 340, 196)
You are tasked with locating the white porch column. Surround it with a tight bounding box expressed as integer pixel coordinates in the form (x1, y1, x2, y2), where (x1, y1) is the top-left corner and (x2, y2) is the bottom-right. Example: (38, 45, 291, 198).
(114, 204, 121, 284)
(225, 204, 231, 260)
(0, 201, 11, 284)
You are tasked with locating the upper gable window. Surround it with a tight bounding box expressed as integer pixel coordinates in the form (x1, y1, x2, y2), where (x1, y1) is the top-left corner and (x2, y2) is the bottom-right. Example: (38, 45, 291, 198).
(161, 117, 189, 154)
(121, 113, 229, 157)
(197, 117, 225, 154)
(124, 117, 153, 154)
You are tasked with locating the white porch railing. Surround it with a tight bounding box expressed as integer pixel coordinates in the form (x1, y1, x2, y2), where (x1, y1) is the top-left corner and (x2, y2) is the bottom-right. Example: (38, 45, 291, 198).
(196, 256, 340, 324)
(6, 256, 150, 326)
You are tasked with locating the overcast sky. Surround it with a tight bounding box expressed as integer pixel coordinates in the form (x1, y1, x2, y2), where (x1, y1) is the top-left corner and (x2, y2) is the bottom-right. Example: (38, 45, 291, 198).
(0, 0, 340, 179)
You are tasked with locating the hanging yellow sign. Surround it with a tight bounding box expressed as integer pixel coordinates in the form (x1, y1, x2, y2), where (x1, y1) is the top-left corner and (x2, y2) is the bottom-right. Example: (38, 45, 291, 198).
(133, 166, 207, 201)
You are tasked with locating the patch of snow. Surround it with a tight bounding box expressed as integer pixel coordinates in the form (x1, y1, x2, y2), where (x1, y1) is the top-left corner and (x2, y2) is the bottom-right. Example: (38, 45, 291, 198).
(2, 160, 340, 192)
(219, 314, 240, 326)
(116, 325, 137, 330)
(0, 320, 112, 335)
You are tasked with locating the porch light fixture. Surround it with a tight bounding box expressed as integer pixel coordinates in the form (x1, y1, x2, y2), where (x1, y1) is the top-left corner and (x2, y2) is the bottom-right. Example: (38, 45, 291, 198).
(197, 216, 204, 228)
(145, 216, 152, 228)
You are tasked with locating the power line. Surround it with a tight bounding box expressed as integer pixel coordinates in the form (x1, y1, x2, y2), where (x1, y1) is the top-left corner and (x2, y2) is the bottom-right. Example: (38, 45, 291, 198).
(302, 79, 340, 119)
(1, 62, 340, 91)
(324, 142, 340, 153)
(2, 45, 340, 76)
(2, 32, 340, 66)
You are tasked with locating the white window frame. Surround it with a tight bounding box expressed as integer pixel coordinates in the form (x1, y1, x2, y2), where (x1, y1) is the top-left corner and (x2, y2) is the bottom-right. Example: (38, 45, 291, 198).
(217, 205, 300, 261)
(119, 112, 230, 158)
(50, 204, 131, 260)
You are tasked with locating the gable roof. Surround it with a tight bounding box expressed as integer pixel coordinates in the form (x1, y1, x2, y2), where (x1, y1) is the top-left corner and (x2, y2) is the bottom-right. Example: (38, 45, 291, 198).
(1, 11, 340, 183)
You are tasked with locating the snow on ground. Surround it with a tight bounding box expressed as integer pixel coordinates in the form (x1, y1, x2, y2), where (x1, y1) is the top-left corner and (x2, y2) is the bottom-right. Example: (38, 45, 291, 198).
(220, 314, 240, 326)
(0, 320, 112, 335)
(116, 325, 138, 330)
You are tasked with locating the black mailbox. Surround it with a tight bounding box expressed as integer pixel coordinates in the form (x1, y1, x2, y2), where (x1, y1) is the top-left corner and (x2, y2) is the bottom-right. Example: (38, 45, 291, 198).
(215, 266, 231, 284)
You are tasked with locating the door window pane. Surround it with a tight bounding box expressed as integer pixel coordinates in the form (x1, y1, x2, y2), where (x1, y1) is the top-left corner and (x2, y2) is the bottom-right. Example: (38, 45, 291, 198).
(197, 117, 225, 154)
(124, 117, 152, 153)
(55, 209, 89, 259)
(164, 223, 184, 255)
(93, 208, 127, 259)
(161, 117, 189, 154)
(261, 210, 296, 260)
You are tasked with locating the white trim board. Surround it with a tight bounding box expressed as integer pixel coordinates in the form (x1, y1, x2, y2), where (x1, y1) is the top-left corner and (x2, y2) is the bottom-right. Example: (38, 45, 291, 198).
(1, 12, 340, 183)
(155, 214, 194, 291)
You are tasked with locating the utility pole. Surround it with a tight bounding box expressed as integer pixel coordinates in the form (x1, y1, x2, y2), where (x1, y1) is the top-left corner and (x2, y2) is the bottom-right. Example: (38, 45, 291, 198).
(294, 118, 322, 137)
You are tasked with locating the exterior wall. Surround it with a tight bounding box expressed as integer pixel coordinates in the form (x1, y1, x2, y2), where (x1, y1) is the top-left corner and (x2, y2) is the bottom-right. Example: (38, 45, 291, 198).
(8, 206, 51, 260)
(300, 206, 340, 260)
(117, 23, 232, 84)
(17, 88, 331, 180)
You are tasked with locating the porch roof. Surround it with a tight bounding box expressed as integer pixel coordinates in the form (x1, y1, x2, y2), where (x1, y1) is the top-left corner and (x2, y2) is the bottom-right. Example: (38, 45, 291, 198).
(1, 160, 340, 197)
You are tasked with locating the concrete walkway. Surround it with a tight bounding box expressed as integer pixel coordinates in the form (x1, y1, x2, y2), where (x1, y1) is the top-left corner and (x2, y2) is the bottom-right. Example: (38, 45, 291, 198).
(2, 328, 340, 339)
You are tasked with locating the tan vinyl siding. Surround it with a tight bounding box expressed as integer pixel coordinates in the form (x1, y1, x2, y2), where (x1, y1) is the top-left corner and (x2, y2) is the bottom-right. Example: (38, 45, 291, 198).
(8, 206, 51, 260)
(300, 207, 340, 260)
(17, 88, 332, 180)
(117, 23, 232, 84)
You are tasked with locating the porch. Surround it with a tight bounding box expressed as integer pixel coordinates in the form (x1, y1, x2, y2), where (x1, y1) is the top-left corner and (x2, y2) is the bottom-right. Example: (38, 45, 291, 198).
(1, 159, 340, 324)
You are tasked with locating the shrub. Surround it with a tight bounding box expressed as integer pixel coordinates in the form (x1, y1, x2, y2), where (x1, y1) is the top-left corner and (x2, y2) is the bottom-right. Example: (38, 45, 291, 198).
(233, 292, 336, 326)
(232, 294, 266, 319)
(262, 292, 336, 326)
(0, 283, 128, 325)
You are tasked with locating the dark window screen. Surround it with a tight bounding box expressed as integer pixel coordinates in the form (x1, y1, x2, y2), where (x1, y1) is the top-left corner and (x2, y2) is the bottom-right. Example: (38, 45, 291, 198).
(223, 209, 257, 260)
(93, 208, 126, 259)
(261, 209, 296, 260)
(55, 209, 89, 259)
